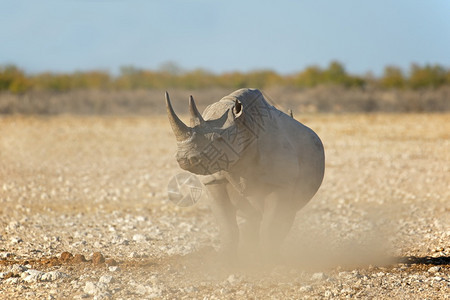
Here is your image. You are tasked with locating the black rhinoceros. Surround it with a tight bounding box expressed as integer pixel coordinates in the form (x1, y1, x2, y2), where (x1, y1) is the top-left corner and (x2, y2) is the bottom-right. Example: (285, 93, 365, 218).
(166, 88, 325, 258)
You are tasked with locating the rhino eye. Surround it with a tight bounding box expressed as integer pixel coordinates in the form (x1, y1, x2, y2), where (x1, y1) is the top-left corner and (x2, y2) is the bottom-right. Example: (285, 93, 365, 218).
(234, 100, 242, 115)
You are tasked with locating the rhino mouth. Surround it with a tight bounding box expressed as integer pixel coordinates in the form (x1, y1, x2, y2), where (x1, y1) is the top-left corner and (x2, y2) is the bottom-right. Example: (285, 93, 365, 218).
(177, 156, 199, 168)
(177, 156, 206, 174)
(177, 154, 223, 175)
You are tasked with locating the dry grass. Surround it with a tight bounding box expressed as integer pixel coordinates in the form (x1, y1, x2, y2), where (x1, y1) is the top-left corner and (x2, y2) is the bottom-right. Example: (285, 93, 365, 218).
(0, 86, 449, 115)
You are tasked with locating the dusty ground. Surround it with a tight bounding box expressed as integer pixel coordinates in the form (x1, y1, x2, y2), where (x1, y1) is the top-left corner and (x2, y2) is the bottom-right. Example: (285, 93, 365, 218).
(0, 113, 449, 299)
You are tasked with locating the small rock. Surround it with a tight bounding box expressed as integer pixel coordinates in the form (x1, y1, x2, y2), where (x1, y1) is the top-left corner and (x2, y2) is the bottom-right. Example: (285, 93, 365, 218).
(73, 254, 87, 263)
(60, 251, 73, 262)
(427, 266, 441, 273)
(135, 284, 147, 295)
(41, 271, 68, 282)
(73, 294, 90, 299)
(99, 275, 114, 284)
(10, 264, 28, 275)
(84, 281, 98, 295)
(129, 252, 139, 258)
(22, 269, 44, 282)
(7, 221, 20, 230)
(311, 272, 326, 281)
(108, 266, 120, 272)
(92, 252, 105, 265)
(226, 274, 239, 285)
(136, 216, 147, 222)
(148, 286, 162, 298)
(5, 277, 19, 284)
(10, 237, 23, 244)
(324, 290, 334, 297)
(105, 258, 117, 266)
(341, 287, 353, 294)
(299, 285, 313, 292)
(338, 271, 351, 278)
(133, 234, 146, 242)
(24, 292, 36, 298)
(0, 252, 14, 259)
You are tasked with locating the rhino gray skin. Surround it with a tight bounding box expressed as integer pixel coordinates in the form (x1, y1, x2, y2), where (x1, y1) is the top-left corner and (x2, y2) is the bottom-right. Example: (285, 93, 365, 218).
(166, 88, 325, 258)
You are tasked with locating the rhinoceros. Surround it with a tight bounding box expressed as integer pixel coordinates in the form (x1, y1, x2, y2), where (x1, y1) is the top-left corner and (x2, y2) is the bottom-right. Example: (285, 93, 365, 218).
(166, 88, 325, 258)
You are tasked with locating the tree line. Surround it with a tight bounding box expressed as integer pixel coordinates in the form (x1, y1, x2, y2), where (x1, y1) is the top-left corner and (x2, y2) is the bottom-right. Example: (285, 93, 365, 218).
(1, 61, 449, 94)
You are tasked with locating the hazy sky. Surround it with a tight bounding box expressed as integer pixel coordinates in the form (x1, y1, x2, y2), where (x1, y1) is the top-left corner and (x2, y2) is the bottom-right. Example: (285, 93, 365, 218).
(1, 0, 449, 75)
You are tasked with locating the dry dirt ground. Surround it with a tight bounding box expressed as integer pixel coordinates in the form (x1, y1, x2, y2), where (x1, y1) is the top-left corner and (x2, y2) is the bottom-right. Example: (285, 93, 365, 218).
(0, 113, 449, 299)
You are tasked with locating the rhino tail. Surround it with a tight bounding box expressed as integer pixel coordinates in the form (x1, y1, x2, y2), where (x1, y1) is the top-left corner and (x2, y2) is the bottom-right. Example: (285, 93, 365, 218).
(288, 109, 294, 118)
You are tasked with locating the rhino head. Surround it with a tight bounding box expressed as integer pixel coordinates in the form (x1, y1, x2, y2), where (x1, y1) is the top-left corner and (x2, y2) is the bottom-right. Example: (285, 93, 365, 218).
(166, 92, 247, 175)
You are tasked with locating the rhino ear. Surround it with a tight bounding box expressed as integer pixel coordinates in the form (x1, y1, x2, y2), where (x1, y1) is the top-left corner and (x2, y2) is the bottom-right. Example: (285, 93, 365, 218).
(233, 99, 243, 118)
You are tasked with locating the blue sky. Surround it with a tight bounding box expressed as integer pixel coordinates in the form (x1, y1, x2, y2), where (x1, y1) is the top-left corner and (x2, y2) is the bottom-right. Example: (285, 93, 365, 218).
(1, 0, 449, 75)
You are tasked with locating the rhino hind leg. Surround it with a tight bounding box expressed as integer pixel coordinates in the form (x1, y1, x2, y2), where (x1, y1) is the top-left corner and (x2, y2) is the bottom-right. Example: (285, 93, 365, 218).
(259, 188, 297, 260)
(238, 218, 262, 261)
(205, 182, 239, 259)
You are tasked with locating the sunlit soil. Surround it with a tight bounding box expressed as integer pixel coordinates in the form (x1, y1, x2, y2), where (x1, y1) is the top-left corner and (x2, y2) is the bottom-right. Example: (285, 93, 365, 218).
(0, 114, 449, 298)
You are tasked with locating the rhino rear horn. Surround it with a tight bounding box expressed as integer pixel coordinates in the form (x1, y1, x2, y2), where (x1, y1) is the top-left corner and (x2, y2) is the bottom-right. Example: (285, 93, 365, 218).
(165, 92, 191, 142)
(189, 95, 205, 126)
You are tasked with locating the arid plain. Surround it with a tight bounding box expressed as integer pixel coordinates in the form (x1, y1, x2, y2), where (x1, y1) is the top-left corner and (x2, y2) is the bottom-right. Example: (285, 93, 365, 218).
(0, 113, 449, 299)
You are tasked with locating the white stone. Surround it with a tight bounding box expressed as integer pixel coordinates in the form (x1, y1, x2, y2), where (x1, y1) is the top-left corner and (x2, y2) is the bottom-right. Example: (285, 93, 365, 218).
(41, 271, 68, 282)
(99, 275, 114, 284)
(22, 269, 45, 282)
(108, 266, 120, 272)
(324, 290, 334, 297)
(135, 284, 147, 295)
(10, 264, 28, 275)
(132, 234, 146, 242)
(5, 277, 19, 284)
(311, 272, 326, 280)
(226, 274, 239, 285)
(0, 252, 14, 258)
(427, 266, 441, 273)
(84, 281, 98, 295)
(299, 285, 313, 292)
(129, 251, 139, 258)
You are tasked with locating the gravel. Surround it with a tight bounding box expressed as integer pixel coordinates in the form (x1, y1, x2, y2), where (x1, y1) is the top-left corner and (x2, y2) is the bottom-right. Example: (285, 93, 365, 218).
(0, 114, 449, 299)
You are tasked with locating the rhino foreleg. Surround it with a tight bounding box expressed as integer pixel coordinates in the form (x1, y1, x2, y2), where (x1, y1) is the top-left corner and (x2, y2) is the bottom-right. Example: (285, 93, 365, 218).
(205, 182, 239, 259)
(223, 186, 261, 253)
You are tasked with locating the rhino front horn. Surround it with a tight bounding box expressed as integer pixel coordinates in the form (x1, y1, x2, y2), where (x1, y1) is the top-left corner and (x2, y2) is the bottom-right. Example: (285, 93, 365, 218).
(165, 92, 191, 142)
(189, 95, 205, 126)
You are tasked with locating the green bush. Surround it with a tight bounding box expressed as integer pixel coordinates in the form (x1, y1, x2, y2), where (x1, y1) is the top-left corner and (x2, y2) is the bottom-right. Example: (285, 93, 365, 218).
(0, 65, 30, 93)
(408, 64, 447, 89)
(0, 62, 448, 94)
(381, 66, 405, 89)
